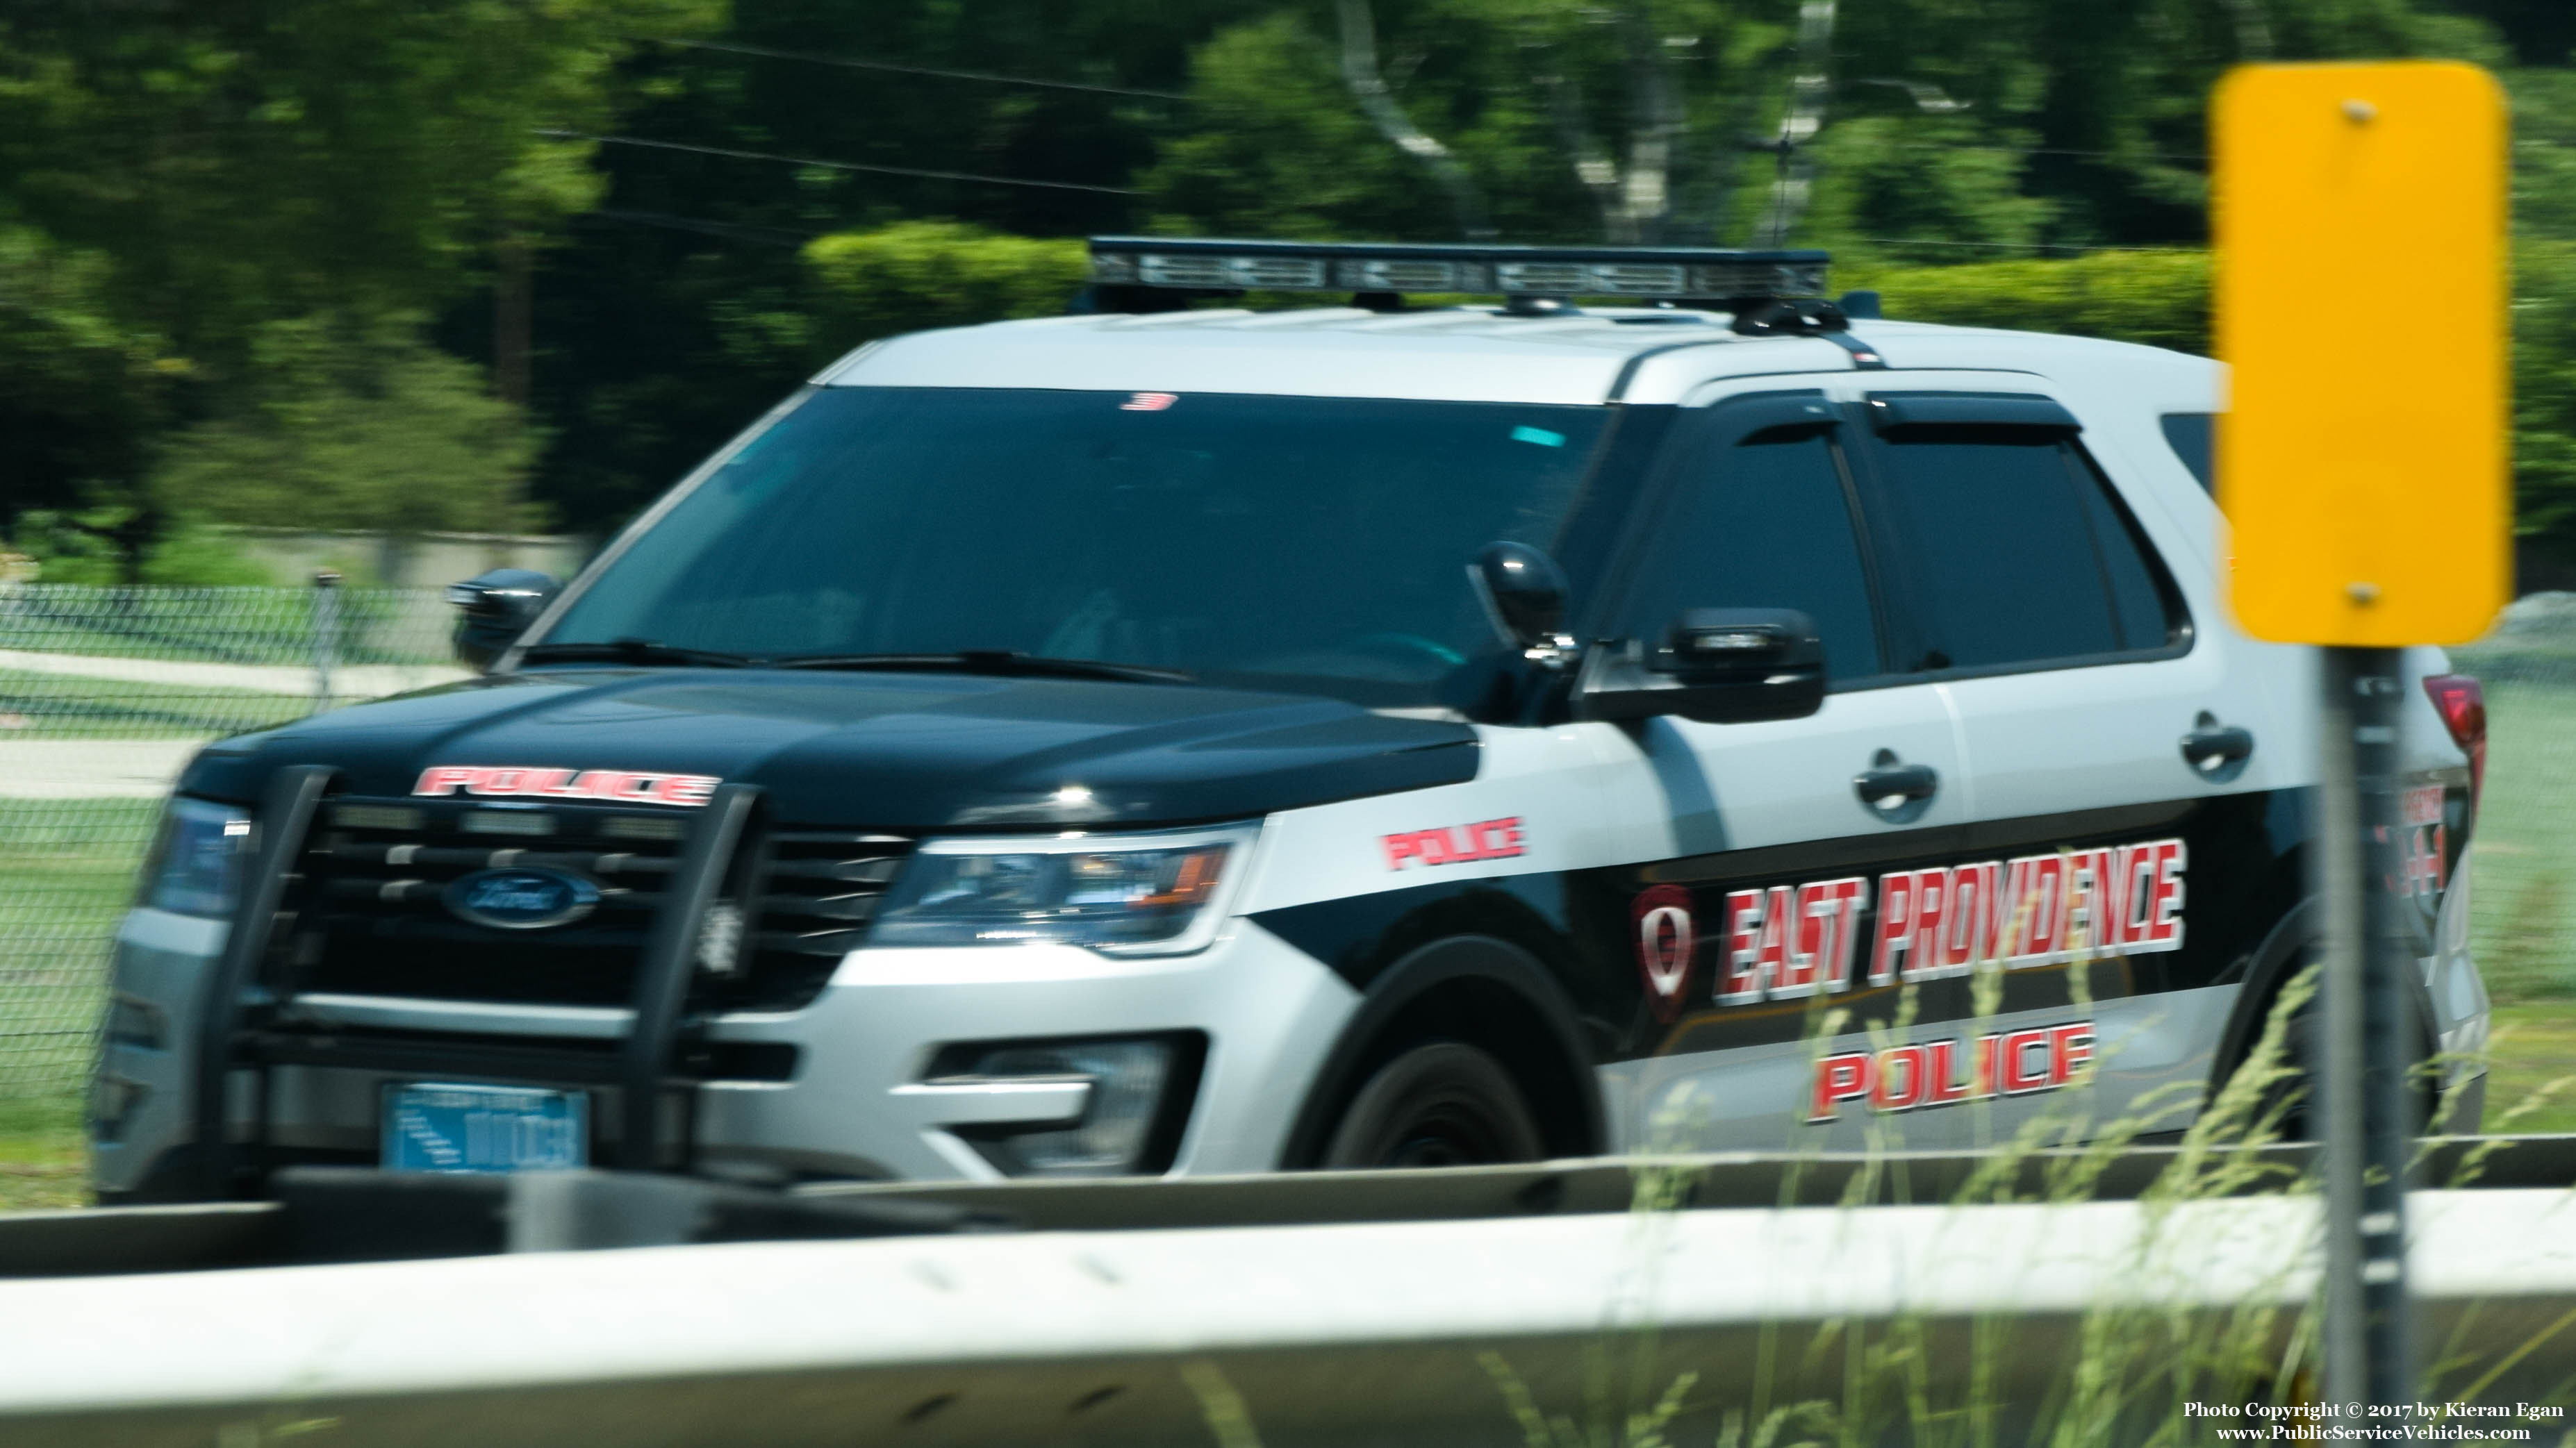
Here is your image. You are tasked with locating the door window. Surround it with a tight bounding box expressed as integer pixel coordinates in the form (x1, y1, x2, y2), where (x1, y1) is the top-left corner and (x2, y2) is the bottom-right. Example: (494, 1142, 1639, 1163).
(1622, 427, 1885, 682)
(2159, 413, 2215, 494)
(1865, 431, 2181, 672)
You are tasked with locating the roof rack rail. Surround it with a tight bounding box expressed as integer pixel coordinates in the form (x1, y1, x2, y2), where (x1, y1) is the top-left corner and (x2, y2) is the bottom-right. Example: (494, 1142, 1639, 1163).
(1080, 236, 1831, 317)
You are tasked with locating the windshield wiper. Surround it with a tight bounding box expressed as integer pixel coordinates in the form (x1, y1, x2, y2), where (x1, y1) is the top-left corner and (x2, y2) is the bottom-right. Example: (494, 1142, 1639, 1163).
(518, 640, 755, 668)
(768, 650, 1194, 685)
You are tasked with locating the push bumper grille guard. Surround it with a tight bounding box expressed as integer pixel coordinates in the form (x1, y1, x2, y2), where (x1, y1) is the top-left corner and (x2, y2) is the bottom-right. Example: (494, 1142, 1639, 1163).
(192, 766, 765, 1193)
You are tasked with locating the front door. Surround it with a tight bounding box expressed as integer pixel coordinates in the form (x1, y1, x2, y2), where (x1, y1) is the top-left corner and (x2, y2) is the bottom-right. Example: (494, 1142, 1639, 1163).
(1581, 384, 1982, 1152)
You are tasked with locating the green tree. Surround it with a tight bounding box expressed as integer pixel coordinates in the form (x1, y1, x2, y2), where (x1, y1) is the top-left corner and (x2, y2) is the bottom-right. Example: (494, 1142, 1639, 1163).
(1143, 0, 1803, 244)
(0, 0, 721, 547)
(147, 313, 544, 538)
(516, 0, 1270, 528)
(1137, 0, 2504, 256)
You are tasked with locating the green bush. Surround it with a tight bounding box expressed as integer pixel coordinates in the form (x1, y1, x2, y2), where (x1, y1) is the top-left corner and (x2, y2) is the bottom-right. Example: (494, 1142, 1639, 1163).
(2, 508, 270, 586)
(802, 222, 1089, 351)
(1852, 250, 2215, 356)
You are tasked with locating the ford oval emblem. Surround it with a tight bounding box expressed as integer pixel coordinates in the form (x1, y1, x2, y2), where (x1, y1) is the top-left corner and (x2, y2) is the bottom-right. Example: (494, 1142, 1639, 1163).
(444, 867, 601, 931)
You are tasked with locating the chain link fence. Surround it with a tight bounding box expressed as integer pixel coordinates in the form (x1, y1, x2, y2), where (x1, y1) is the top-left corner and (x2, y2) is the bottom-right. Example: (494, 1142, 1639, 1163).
(2446, 594, 2576, 1010)
(0, 582, 459, 1097)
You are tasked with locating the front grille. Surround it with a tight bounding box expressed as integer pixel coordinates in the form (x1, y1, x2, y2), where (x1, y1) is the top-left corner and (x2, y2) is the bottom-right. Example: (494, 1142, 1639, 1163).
(736, 830, 913, 1013)
(277, 797, 913, 1014)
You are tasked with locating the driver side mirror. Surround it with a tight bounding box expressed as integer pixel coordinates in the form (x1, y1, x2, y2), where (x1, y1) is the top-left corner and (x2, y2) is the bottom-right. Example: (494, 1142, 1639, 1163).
(447, 568, 558, 671)
(1576, 608, 1826, 725)
(1470, 541, 1576, 663)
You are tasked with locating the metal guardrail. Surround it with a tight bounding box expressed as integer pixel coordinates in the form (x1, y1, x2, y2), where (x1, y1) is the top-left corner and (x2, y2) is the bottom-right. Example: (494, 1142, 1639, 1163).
(0, 1158, 2572, 1447)
(15, 1138, 2576, 1277)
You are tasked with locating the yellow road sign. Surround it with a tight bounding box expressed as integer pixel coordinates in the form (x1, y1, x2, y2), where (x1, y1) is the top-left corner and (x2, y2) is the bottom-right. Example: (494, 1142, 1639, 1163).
(2214, 62, 2509, 645)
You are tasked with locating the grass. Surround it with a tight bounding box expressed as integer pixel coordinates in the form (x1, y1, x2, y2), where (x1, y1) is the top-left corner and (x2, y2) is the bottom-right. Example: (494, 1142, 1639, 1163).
(0, 669, 303, 740)
(2456, 671, 2576, 1004)
(2484, 1002, 2576, 1133)
(0, 1095, 83, 1210)
(0, 800, 154, 1172)
(2443, 666, 2576, 1132)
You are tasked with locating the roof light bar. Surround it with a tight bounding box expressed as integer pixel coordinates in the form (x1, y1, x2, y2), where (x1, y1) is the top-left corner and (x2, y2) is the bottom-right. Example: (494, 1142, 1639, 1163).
(1087, 237, 1831, 302)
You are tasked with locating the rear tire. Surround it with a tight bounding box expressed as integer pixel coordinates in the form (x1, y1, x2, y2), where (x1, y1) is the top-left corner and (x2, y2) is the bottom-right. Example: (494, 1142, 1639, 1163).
(2226, 982, 2319, 1142)
(1319, 1042, 1545, 1169)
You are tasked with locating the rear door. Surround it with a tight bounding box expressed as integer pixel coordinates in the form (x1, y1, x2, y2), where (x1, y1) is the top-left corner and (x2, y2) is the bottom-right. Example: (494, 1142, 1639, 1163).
(1840, 380, 2296, 1142)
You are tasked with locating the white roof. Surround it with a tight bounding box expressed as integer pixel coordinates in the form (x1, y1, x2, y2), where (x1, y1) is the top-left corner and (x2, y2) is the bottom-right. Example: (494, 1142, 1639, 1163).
(814, 306, 2218, 410)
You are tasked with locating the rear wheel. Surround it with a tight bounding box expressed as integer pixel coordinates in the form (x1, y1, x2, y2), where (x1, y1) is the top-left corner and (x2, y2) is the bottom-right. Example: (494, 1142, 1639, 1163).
(1319, 1042, 1545, 1169)
(2225, 977, 2320, 1142)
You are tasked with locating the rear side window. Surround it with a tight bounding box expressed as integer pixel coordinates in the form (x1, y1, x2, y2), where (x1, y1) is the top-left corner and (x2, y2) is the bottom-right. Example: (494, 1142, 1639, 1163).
(2160, 413, 2215, 494)
(1866, 433, 2181, 672)
(1624, 431, 1885, 681)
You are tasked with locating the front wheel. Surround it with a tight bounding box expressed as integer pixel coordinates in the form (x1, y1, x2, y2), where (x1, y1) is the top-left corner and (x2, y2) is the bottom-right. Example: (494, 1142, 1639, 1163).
(1319, 1042, 1545, 1169)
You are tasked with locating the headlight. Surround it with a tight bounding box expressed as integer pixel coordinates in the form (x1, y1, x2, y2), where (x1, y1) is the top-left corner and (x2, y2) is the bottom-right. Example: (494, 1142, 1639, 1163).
(140, 798, 254, 918)
(870, 824, 1257, 955)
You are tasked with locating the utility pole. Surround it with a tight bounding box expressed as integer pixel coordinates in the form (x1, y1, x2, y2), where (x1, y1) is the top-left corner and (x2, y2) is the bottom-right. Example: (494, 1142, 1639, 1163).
(493, 231, 534, 555)
(494, 233, 534, 410)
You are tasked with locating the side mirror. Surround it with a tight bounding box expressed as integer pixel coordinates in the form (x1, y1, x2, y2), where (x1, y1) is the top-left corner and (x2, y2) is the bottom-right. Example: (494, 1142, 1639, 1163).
(1576, 608, 1826, 725)
(447, 568, 557, 671)
(1470, 542, 1574, 659)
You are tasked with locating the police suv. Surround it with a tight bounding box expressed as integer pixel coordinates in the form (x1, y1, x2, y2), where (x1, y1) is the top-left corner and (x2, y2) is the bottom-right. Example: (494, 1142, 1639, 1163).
(92, 238, 2491, 1199)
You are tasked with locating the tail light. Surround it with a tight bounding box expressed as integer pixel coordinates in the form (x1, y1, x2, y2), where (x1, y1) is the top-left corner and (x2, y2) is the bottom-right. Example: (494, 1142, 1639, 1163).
(2422, 674, 2486, 807)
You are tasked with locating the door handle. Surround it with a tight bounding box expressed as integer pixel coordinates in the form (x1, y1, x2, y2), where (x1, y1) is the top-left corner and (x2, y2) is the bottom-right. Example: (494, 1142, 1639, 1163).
(1853, 748, 1939, 821)
(2181, 710, 2255, 778)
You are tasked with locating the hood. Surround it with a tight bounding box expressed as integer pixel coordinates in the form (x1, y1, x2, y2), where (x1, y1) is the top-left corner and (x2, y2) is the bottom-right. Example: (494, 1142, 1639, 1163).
(176, 667, 1480, 830)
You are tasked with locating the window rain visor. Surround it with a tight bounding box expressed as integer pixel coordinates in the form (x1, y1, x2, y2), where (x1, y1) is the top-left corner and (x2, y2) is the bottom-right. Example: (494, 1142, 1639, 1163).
(540, 388, 1608, 707)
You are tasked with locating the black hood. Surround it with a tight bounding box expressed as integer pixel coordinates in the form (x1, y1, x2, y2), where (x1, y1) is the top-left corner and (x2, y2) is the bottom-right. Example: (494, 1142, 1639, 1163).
(177, 667, 1480, 829)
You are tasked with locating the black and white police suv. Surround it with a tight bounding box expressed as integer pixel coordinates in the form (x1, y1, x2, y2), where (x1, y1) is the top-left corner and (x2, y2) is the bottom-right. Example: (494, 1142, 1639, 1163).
(92, 238, 2491, 1199)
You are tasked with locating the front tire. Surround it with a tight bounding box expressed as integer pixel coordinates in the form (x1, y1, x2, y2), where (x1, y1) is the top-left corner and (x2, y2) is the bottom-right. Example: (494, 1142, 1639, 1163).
(1319, 1042, 1545, 1169)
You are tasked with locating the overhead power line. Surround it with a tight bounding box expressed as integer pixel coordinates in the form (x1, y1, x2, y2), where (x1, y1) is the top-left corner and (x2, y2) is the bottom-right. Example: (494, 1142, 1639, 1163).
(1851, 235, 2203, 253)
(651, 37, 1189, 101)
(1872, 140, 2209, 163)
(580, 208, 820, 247)
(536, 129, 1141, 196)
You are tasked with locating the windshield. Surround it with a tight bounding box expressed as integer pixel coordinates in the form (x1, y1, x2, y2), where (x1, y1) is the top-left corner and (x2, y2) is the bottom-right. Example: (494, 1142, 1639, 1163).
(540, 387, 1609, 706)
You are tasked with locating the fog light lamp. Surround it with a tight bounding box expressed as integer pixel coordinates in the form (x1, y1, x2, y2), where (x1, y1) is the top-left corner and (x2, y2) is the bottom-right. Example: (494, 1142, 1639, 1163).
(948, 1038, 1183, 1177)
(91, 1076, 147, 1143)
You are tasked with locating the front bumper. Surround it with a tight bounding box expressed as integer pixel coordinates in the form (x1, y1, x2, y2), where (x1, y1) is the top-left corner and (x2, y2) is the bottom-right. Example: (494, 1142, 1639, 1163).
(92, 911, 1357, 1196)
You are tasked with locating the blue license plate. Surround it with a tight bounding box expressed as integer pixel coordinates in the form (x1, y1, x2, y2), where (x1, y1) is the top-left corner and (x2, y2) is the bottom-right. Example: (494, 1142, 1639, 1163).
(382, 1082, 588, 1173)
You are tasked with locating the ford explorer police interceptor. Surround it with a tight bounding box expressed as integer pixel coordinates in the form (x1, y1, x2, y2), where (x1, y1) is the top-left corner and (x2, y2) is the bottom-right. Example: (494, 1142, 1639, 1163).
(90, 238, 2491, 1199)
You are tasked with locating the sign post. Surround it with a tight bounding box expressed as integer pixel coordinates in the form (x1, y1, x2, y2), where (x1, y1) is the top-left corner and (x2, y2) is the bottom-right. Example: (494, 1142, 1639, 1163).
(2215, 62, 2509, 1404)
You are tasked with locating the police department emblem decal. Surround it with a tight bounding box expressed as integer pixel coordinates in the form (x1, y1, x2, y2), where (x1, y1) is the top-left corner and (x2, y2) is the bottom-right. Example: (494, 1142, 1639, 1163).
(445, 867, 602, 931)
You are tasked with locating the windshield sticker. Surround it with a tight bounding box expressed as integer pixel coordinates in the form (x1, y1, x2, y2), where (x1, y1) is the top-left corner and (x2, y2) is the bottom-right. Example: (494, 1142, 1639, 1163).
(1509, 425, 1566, 447)
(1383, 817, 1525, 870)
(413, 766, 720, 808)
(1120, 392, 1178, 412)
(1810, 1022, 2096, 1122)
